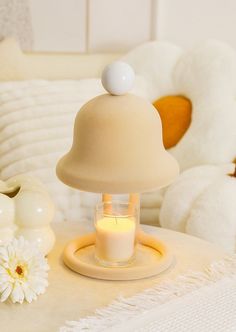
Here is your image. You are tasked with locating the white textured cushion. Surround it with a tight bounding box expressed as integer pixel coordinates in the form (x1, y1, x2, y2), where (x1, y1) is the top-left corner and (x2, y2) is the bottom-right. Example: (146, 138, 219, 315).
(0, 78, 148, 222)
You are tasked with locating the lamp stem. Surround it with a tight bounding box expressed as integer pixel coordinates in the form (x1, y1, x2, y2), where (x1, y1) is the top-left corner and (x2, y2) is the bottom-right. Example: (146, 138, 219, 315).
(102, 194, 112, 203)
(129, 193, 140, 224)
(102, 193, 140, 220)
(129, 193, 140, 207)
(102, 194, 112, 214)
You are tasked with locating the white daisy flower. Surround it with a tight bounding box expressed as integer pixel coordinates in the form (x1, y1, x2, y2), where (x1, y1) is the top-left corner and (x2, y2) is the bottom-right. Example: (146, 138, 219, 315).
(0, 237, 49, 304)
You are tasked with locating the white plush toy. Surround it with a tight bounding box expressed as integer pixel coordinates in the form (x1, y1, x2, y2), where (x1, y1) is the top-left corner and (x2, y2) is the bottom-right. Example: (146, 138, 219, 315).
(123, 40, 236, 225)
(123, 40, 236, 171)
(160, 164, 236, 253)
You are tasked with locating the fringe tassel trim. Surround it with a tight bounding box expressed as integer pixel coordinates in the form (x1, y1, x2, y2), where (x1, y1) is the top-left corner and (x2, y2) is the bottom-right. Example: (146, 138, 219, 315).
(60, 254, 236, 332)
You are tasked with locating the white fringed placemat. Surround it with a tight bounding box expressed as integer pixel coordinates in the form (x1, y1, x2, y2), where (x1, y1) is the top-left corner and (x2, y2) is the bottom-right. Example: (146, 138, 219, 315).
(60, 255, 236, 332)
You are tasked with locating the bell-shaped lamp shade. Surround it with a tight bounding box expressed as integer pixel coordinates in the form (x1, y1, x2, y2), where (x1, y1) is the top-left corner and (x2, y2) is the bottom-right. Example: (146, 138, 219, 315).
(56, 62, 179, 194)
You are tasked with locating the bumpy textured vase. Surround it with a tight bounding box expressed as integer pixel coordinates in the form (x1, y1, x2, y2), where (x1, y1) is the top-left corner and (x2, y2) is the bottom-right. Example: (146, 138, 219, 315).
(0, 175, 55, 255)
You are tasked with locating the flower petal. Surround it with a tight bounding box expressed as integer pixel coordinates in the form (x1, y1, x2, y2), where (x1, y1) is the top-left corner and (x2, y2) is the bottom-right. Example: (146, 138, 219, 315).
(11, 282, 24, 304)
(173, 40, 236, 105)
(22, 283, 37, 303)
(0, 284, 12, 302)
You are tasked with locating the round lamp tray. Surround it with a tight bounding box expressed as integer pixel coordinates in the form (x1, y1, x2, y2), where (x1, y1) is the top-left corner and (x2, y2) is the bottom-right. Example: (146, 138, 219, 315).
(63, 231, 174, 281)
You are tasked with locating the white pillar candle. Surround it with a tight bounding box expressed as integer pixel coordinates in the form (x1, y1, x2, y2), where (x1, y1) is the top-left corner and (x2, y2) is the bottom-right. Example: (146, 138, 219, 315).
(95, 216, 136, 263)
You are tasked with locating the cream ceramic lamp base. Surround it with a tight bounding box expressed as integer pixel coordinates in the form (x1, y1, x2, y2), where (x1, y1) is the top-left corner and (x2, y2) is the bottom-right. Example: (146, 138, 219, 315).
(57, 62, 179, 280)
(63, 231, 174, 281)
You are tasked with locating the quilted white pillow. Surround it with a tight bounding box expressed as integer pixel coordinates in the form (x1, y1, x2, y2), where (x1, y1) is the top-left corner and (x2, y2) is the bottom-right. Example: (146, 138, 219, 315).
(0, 78, 148, 222)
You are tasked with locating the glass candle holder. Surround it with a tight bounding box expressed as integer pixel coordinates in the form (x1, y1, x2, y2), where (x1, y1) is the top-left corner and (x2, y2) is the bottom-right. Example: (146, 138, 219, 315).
(94, 201, 138, 267)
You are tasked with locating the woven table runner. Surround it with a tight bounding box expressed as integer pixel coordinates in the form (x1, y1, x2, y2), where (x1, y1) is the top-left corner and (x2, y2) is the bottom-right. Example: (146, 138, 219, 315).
(60, 255, 236, 332)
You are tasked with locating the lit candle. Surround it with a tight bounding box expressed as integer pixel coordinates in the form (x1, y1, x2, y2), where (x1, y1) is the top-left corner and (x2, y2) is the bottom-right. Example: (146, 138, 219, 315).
(95, 216, 136, 264)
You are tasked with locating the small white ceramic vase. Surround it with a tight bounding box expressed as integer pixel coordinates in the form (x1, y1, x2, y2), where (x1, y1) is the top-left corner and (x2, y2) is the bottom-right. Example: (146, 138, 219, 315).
(0, 175, 55, 255)
(0, 191, 15, 245)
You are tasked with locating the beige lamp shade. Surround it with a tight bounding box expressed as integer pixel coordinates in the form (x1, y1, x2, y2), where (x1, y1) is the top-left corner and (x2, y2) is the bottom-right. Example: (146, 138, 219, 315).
(56, 62, 179, 194)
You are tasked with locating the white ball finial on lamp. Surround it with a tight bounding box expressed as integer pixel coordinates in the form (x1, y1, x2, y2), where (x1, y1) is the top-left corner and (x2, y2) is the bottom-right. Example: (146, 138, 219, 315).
(101, 61, 135, 95)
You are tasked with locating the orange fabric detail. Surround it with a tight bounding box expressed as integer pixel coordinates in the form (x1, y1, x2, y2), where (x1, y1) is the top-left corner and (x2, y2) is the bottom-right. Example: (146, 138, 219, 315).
(153, 95, 192, 149)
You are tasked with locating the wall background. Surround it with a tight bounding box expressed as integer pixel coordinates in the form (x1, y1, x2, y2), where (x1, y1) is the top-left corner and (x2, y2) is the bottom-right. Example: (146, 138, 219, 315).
(2, 0, 236, 52)
(29, 0, 156, 52)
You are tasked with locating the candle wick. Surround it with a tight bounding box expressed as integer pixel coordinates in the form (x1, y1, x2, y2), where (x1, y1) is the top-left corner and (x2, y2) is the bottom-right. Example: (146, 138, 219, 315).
(115, 216, 118, 224)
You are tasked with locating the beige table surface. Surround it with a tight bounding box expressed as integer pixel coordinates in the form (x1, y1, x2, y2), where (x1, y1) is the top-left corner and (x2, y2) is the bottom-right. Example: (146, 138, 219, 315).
(0, 222, 226, 332)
